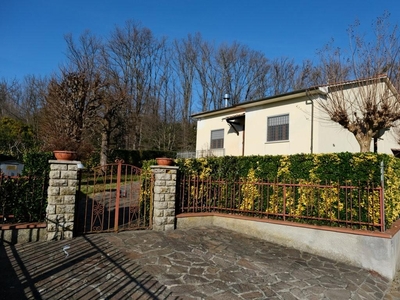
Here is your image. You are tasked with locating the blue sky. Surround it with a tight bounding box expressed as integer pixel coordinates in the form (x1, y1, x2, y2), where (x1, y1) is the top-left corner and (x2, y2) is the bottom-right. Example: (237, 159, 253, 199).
(1, 0, 400, 80)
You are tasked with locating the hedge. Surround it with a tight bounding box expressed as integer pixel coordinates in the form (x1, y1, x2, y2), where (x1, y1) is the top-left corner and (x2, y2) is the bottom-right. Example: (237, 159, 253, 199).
(175, 153, 400, 228)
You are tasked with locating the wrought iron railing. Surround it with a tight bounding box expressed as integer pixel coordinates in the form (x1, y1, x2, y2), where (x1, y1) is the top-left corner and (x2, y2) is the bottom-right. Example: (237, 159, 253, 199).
(0, 173, 48, 224)
(196, 149, 225, 158)
(76, 161, 153, 234)
(178, 175, 385, 231)
(176, 151, 196, 159)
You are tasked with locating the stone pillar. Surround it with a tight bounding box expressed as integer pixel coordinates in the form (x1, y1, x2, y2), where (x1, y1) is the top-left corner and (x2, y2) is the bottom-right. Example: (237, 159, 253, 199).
(151, 165, 178, 231)
(46, 160, 80, 240)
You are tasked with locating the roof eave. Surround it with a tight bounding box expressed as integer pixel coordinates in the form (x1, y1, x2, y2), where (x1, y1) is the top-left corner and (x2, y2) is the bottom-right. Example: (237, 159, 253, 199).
(191, 87, 323, 119)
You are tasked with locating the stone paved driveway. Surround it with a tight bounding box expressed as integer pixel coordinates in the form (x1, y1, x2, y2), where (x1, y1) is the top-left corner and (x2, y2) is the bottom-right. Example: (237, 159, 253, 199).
(1, 226, 400, 299)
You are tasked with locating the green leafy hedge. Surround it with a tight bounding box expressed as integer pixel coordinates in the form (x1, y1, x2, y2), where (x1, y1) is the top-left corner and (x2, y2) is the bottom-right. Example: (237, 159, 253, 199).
(0, 175, 48, 223)
(176, 153, 400, 228)
(22, 152, 53, 176)
(0, 151, 51, 223)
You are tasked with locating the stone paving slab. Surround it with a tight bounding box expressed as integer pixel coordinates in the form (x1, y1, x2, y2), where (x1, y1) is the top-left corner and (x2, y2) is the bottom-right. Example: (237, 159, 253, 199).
(102, 227, 396, 300)
(1, 226, 400, 299)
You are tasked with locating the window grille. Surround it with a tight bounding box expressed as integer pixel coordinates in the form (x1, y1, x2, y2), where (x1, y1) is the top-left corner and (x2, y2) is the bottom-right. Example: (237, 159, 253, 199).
(267, 114, 289, 142)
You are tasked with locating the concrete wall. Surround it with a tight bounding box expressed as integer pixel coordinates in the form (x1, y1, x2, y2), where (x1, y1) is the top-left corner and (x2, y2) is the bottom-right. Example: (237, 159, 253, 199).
(0, 224, 46, 244)
(176, 213, 400, 280)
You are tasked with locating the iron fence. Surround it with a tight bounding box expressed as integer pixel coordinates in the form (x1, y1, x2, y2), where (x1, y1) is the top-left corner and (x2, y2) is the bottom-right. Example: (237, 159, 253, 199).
(176, 151, 196, 159)
(76, 161, 153, 234)
(196, 149, 225, 158)
(0, 173, 48, 224)
(178, 175, 385, 231)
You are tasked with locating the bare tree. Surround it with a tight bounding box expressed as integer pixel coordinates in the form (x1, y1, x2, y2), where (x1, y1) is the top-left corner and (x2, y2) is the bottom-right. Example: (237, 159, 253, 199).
(191, 34, 219, 111)
(217, 42, 269, 104)
(40, 71, 102, 158)
(19, 75, 48, 137)
(173, 34, 197, 150)
(316, 13, 400, 152)
(107, 20, 167, 150)
(64, 31, 130, 165)
(267, 57, 301, 95)
(191, 35, 271, 111)
(0, 78, 24, 120)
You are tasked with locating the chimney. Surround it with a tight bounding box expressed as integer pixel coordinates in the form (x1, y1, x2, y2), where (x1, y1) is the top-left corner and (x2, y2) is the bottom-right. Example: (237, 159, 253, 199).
(223, 93, 230, 108)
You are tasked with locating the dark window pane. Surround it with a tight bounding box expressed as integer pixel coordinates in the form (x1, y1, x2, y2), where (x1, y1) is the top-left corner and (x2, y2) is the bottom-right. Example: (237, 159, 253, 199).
(267, 115, 289, 141)
(211, 129, 224, 149)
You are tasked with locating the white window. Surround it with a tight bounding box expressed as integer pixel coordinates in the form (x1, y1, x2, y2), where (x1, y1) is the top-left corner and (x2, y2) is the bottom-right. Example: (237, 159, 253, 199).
(267, 114, 289, 142)
(211, 129, 224, 149)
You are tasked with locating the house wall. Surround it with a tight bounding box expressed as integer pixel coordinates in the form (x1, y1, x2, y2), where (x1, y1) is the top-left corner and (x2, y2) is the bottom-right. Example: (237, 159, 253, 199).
(244, 96, 312, 155)
(196, 111, 245, 156)
(195, 86, 400, 156)
(314, 116, 399, 154)
(0, 162, 24, 176)
(378, 128, 399, 154)
(314, 80, 399, 154)
(314, 107, 361, 153)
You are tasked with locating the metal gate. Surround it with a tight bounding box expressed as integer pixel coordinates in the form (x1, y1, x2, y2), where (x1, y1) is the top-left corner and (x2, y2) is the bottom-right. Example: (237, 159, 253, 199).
(76, 159, 153, 234)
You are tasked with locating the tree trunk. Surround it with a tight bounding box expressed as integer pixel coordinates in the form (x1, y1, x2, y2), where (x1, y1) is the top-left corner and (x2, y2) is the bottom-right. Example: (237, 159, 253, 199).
(356, 134, 372, 152)
(100, 130, 109, 167)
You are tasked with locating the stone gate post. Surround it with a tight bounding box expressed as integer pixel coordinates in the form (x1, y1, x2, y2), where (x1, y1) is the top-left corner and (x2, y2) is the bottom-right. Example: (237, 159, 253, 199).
(46, 159, 81, 240)
(150, 165, 178, 231)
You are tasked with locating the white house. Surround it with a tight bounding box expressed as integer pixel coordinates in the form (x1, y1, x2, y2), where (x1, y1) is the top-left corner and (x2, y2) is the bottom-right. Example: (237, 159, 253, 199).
(0, 160, 24, 176)
(192, 75, 400, 157)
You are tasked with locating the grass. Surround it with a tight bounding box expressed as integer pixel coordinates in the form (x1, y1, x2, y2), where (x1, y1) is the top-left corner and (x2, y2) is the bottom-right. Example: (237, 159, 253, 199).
(79, 174, 142, 195)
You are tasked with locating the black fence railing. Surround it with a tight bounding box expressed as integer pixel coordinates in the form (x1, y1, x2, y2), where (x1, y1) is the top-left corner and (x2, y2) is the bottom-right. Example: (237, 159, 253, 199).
(0, 173, 48, 224)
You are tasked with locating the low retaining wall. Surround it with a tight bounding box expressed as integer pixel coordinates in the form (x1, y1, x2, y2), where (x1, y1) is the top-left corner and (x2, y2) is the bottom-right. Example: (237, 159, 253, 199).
(176, 213, 400, 280)
(0, 223, 47, 244)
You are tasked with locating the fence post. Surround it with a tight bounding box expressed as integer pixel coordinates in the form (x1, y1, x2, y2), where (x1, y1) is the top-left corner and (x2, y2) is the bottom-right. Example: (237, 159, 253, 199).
(380, 160, 385, 232)
(46, 159, 81, 240)
(150, 165, 179, 231)
(114, 159, 123, 232)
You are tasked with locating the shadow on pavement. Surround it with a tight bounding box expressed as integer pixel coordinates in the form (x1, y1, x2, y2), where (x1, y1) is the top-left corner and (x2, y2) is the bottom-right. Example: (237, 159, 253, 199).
(0, 241, 28, 299)
(0, 234, 178, 299)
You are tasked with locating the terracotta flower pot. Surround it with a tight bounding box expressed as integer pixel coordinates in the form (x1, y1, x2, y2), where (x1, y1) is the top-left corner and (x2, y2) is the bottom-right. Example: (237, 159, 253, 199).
(53, 150, 77, 161)
(156, 157, 174, 166)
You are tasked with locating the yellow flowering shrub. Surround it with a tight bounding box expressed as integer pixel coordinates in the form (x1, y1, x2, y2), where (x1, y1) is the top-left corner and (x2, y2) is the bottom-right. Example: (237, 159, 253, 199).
(384, 156, 400, 227)
(351, 153, 378, 182)
(319, 184, 341, 220)
(265, 183, 281, 214)
(240, 168, 259, 210)
(174, 153, 400, 230)
(277, 155, 291, 179)
(295, 180, 317, 216)
(267, 156, 294, 215)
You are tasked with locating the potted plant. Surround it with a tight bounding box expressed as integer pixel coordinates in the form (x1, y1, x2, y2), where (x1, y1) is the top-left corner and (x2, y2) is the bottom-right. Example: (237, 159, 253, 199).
(156, 157, 175, 166)
(51, 139, 80, 161)
(53, 150, 77, 161)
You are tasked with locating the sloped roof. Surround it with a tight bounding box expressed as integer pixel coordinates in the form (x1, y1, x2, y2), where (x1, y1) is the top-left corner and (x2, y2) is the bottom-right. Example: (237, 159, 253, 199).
(191, 74, 395, 119)
(191, 86, 322, 119)
(0, 154, 16, 162)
